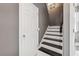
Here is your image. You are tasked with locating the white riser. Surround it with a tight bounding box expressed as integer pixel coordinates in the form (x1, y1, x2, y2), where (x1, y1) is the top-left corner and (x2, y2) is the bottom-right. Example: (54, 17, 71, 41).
(45, 32, 62, 35)
(75, 51, 79, 56)
(75, 42, 79, 46)
(48, 26, 60, 28)
(47, 29, 60, 31)
(40, 44, 62, 54)
(42, 39, 63, 46)
(37, 50, 49, 56)
(44, 35, 63, 40)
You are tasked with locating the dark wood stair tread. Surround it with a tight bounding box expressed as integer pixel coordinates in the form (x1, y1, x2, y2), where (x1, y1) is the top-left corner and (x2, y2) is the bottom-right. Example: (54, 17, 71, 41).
(44, 37, 62, 42)
(39, 47, 62, 56)
(42, 42, 62, 49)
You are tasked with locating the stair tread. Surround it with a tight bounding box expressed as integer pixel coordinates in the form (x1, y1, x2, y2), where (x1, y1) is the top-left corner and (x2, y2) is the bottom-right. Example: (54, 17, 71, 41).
(43, 37, 62, 42)
(40, 44, 62, 54)
(48, 26, 60, 28)
(46, 32, 63, 35)
(47, 29, 60, 31)
(42, 42, 62, 49)
(47, 30, 60, 32)
(45, 34, 63, 37)
(44, 35, 63, 40)
(48, 27, 60, 29)
(39, 47, 62, 56)
(42, 39, 63, 46)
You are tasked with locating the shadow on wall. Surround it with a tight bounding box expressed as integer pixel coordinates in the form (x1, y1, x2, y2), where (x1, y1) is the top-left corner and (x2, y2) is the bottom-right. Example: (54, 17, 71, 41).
(34, 3, 49, 43)
(47, 3, 63, 26)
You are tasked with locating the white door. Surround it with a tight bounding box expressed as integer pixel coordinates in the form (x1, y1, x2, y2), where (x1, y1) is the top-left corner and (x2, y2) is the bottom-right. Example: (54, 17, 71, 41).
(19, 3, 39, 56)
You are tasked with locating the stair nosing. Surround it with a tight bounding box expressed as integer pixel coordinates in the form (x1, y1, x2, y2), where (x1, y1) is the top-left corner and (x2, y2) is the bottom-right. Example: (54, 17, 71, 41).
(42, 39, 63, 46)
(39, 47, 62, 56)
(40, 44, 62, 54)
(45, 34, 63, 37)
(43, 37, 62, 42)
(42, 42, 62, 50)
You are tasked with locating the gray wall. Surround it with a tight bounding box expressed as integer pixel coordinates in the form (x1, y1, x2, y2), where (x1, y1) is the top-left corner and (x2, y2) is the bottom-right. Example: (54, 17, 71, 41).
(34, 3, 49, 43)
(47, 4, 63, 26)
(0, 3, 49, 56)
(0, 3, 19, 56)
(63, 3, 70, 56)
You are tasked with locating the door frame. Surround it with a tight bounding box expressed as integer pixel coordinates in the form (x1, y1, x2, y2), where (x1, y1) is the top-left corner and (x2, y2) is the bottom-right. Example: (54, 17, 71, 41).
(63, 3, 70, 56)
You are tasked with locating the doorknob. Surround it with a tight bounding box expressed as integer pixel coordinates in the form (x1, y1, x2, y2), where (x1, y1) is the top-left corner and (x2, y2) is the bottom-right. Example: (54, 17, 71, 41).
(23, 34, 26, 38)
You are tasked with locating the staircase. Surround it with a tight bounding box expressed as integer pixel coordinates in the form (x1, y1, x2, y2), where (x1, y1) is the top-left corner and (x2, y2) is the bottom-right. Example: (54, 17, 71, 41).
(37, 26, 63, 56)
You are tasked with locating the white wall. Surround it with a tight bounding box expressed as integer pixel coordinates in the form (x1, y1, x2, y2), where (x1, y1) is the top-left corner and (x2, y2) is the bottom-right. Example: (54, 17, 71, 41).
(34, 3, 49, 43)
(70, 4, 75, 56)
(63, 3, 70, 56)
(0, 3, 19, 56)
